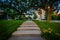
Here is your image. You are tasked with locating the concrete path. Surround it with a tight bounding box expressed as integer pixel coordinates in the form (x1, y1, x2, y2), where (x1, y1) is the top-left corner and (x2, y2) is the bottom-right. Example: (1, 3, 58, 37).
(9, 21, 44, 40)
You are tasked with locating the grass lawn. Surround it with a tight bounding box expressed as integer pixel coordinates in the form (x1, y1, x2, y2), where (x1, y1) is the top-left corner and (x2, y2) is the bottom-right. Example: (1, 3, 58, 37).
(34, 20, 60, 40)
(0, 20, 24, 40)
(34, 20, 60, 33)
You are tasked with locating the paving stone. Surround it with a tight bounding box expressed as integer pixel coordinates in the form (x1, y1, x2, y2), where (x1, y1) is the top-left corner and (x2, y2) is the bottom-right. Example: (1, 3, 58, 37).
(9, 36, 44, 40)
(17, 27, 40, 30)
(20, 25, 38, 27)
(12, 30, 41, 36)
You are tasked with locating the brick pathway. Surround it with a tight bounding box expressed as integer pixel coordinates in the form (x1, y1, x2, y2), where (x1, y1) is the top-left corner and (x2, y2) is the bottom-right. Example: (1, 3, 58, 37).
(9, 21, 44, 40)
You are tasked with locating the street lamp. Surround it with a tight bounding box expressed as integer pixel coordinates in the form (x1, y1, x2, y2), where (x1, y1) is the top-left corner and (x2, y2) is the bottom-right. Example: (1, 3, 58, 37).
(48, 6, 50, 9)
(48, 6, 50, 11)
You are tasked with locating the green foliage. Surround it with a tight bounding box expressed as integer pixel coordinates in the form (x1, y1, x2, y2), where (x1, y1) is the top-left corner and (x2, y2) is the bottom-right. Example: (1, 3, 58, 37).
(34, 20, 60, 40)
(58, 14, 60, 20)
(19, 16, 27, 20)
(51, 14, 60, 20)
(0, 20, 24, 40)
(41, 31, 60, 40)
(5, 8, 19, 19)
(52, 15, 58, 20)
(33, 13, 37, 19)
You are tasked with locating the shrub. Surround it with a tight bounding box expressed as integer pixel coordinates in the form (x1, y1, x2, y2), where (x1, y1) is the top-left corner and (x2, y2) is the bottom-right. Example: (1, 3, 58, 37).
(58, 14, 60, 20)
(41, 28, 60, 40)
(51, 15, 58, 20)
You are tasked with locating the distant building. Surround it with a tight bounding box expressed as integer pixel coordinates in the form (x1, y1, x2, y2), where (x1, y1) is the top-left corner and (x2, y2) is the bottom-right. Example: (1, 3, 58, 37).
(24, 9, 46, 20)
(34, 9, 46, 20)
(40, 9, 46, 19)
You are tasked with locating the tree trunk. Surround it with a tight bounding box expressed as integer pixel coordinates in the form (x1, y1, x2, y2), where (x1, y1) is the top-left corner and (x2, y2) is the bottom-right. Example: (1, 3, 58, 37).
(46, 10, 51, 22)
(47, 8, 51, 22)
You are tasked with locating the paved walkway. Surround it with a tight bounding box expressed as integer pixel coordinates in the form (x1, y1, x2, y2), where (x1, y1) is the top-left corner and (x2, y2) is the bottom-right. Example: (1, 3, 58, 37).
(9, 21, 44, 40)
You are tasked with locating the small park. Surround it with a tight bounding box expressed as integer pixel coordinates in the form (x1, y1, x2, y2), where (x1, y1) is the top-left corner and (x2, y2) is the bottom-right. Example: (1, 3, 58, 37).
(0, 0, 60, 40)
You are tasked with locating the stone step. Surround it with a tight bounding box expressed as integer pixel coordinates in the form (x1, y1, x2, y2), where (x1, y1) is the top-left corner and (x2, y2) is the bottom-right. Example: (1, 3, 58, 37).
(9, 21, 44, 40)
(22, 22, 36, 25)
(17, 27, 40, 30)
(22, 23, 36, 24)
(12, 30, 41, 37)
(21, 24, 37, 25)
(9, 36, 44, 40)
(20, 25, 38, 27)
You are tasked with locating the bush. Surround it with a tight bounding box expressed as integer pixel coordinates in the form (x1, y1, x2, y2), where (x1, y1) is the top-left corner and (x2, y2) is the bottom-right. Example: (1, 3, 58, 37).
(33, 12, 37, 19)
(51, 15, 58, 20)
(41, 28, 60, 40)
(51, 14, 60, 20)
(58, 14, 60, 20)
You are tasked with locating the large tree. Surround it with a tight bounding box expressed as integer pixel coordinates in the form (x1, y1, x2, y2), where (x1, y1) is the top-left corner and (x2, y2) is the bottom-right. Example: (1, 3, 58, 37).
(40, 0, 60, 22)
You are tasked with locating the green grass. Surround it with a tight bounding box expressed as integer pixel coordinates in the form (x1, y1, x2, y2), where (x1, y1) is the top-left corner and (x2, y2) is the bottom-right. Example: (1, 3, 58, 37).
(34, 20, 60, 33)
(0, 20, 24, 40)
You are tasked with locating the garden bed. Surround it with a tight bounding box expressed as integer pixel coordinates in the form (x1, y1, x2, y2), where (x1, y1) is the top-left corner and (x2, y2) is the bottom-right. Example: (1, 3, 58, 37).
(34, 20, 60, 40)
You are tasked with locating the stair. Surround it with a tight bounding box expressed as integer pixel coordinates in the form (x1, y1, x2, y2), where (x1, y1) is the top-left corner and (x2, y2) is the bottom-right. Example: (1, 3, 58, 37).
(9, 21, 44, 40)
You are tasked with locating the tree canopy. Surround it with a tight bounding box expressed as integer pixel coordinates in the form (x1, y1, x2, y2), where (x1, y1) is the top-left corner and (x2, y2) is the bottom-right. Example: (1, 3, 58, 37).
(0, 0, 60, 13)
